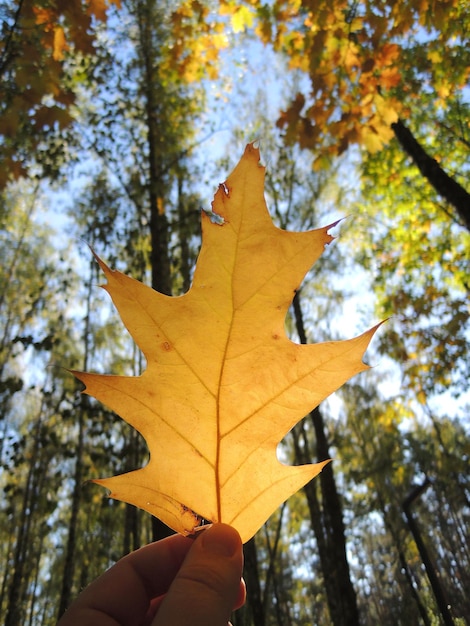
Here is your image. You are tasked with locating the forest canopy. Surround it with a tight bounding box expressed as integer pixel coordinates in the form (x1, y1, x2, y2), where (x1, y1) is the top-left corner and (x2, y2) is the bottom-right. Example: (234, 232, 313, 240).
(0, 1, 469, 625)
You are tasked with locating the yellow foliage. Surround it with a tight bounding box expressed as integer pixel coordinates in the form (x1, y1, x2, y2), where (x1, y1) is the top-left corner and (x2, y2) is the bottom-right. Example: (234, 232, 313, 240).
(231, 5, 255, 33)
(361, 127, 385, 153)
(374, 95, 400, 125)
(244, 0, 469, 158)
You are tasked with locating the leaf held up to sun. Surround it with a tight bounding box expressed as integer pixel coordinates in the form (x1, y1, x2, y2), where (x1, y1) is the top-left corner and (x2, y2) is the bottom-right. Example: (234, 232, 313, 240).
(73, 144, 378, 543)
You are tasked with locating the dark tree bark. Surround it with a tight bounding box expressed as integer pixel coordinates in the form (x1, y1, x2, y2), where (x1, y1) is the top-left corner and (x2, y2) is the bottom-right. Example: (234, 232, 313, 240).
(403, 480, 456, 626)
(292, 292, 360, 626)
(262, 505, 289, 626)
(57, 402, 86, 620)
(392, 119, 470, 231)
(312, 408, 360, 626)
(137, 0, 172, 298)
(379, 496, 432, 626)
(243, 538, 266, 626)
(122, 429, 145, 554)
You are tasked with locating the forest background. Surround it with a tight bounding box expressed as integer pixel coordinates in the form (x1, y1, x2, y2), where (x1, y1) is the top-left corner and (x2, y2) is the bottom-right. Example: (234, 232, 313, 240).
(0, 1, 469, 625)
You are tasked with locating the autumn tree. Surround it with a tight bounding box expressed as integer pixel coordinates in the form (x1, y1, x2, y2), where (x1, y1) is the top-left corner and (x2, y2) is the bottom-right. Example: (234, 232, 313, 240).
(221, 0, 470, 226)
(0, 0, 122, 187)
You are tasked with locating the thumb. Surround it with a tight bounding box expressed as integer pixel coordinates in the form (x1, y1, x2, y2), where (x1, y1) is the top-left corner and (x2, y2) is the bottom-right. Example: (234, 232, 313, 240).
(153, 523, 244, 626)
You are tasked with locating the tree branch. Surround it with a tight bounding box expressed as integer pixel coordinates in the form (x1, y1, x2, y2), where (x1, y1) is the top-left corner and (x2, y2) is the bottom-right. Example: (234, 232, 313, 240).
(391, 119, 470, 231)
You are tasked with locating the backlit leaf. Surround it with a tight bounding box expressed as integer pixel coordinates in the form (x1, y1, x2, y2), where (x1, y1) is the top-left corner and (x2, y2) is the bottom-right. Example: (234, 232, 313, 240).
(74, 144, 377, 542)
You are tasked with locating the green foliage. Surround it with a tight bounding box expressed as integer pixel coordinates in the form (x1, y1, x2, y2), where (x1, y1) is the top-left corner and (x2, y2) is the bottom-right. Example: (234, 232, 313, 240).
(352, 123, 470, 402)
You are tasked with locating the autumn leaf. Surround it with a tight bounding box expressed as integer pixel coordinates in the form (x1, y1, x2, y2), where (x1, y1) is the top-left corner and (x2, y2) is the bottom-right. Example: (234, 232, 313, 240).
(229, 5, 255, 33)
(74, 144, 377, 543)
(53, 26, 68, 61)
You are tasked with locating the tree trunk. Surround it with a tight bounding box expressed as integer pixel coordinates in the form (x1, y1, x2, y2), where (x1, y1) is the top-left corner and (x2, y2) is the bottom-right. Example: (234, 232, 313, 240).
(135, 0, 174, 542)
(57, 257, 96, 619)
(312, 408, 360, 626)
(382, 503, 432, 626)
(292, 292, 360, 626)
(177, 173, 192, 294)
(403, 480, 455, 626)
(262, 505, 289, 626)
(137, 0, 172, 299)
(243, 537, 266, 626)
(392, 119, 470, 230)
(4, 403, 45, 626)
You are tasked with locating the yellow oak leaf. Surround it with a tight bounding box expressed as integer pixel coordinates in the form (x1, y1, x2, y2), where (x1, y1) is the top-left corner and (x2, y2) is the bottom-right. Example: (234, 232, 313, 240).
(74, 144, 377, 543)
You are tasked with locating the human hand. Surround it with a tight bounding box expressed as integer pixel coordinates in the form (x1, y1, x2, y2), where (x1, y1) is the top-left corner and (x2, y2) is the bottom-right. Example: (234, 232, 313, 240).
(57, 523, 245, 626)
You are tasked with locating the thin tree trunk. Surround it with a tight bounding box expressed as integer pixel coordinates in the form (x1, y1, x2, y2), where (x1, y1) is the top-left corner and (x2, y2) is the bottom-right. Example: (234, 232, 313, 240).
(57, 255, 97, 619)
(312, 408, 360, 625)
(123, 427, 145, 554)
(243, 537, 266, 626)
(177, 173, 192, 294)
(27, 530, 45, 626)
(384, 511, 432, 626)
(403, 481, 455, 626)
(0, 531, 14, 614)
(262, 504, 288, 626)
(392, 119, 470, 230)
(4, 401, 46, 626)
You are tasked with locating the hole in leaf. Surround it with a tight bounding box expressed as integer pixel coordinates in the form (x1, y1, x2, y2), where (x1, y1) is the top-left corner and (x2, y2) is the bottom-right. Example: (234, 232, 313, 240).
(202, 206, 225, 225)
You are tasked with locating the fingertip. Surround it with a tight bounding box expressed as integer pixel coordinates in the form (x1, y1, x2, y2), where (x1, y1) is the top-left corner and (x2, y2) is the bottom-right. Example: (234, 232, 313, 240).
(153, 524, 244, 625)
(199, 523, 243, 558)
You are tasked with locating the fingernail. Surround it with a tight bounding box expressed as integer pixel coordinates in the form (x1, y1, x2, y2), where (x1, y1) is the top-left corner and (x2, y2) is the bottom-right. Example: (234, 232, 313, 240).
(200, 524, 241, 557)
